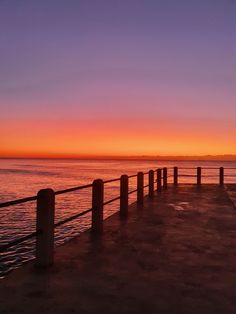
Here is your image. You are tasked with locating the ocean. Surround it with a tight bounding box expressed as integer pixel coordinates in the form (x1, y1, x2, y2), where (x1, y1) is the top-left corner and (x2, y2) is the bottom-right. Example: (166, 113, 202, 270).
(0, 158, 236, 277)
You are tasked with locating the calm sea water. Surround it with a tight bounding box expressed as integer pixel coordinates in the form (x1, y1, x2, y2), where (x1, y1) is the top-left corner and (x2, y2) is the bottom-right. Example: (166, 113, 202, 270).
(0, 158, 236, 277)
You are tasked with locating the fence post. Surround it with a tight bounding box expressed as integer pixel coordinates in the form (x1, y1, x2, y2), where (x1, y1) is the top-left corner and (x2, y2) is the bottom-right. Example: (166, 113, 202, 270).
(174, 167, 178, 186)
(137, 172, 144, 205)
(92, 179, 104, 235)
(163, 167, 168, 189)
(219, 167, 224, 186)
(36, 188, 55, 268)
(120, 175, 128, 218)
(157, 169, 162, 192)
(197, 167, 201, 186)
(148, 170, 154, 198)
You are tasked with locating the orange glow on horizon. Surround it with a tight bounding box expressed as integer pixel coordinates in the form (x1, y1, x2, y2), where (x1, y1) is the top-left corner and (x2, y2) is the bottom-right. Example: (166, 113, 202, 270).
(0, 117, 235, 158)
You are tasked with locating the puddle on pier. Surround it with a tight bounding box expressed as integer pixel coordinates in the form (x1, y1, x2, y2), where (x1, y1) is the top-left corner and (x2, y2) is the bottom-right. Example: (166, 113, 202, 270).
(168, 202, 191, 211)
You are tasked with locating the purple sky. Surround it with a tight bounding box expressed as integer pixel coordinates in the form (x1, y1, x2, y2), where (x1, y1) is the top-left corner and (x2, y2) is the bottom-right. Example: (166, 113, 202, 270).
(0, 0, 236, 156)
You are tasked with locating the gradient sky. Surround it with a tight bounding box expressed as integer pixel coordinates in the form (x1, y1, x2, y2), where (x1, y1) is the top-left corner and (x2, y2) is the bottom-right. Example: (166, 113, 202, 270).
(0, 0, 236, 157)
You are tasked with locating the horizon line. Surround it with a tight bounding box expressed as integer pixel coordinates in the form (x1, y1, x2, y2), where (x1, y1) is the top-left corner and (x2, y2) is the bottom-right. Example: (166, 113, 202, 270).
(1, 154, 236, 161)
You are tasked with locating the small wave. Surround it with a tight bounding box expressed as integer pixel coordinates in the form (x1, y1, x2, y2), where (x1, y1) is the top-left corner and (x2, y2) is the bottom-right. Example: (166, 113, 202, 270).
(0, 168, 58, 176)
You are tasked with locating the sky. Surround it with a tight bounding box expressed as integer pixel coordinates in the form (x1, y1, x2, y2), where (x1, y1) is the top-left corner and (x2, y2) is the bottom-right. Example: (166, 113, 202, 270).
(0, 0, 236, 157)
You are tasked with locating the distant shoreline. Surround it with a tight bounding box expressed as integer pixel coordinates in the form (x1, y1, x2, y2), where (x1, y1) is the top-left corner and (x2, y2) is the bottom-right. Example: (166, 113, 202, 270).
(1, 155, 236, 161)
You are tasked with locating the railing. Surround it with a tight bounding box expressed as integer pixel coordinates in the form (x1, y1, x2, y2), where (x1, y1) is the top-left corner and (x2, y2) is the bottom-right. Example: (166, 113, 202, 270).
(167, 166, 236, 186)
(0, 166, 235, 269)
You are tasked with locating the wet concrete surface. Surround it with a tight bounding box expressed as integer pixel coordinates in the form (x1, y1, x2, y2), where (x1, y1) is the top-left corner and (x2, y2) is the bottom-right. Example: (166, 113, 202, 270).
(1, 184, 236, 314)
(225, 184, 236, 208)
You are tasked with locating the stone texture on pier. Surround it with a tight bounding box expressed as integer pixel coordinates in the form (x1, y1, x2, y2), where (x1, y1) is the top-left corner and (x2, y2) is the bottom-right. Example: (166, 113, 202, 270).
(1, 184, 236, 314)
(226, 184, 236, 208)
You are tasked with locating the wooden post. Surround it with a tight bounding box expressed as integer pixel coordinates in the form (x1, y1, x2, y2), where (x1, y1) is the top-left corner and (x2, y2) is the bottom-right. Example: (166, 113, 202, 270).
(197, 167, 201, 186)
(148, 170, 154, 198)
(174, 167, 178, 186)
(157, 169, 162, 192)
(36, 188, 55, 268)
(137, 172, 144, 205)
(163, 167, 168, 189)
(92, 179, 104, 235)
(219, 167, 224, 186)
(120, 175, 128, 218)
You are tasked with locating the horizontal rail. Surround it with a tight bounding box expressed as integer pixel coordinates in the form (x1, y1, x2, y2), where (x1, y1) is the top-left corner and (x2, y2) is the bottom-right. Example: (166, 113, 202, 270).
(128, 188, 138, 195)
(178, 167, 217, 170)
(103, 178, 120, 184)
(0, 195, 37, 208)
(54, 208, 92, 228)
(177, 167, 206, 169)
(55, 183, 93, 195)
(103, 196, 120, 206)
(128, 174, 137, 179)
(178, 174, 197, 177)
(0, 183, 94, 208)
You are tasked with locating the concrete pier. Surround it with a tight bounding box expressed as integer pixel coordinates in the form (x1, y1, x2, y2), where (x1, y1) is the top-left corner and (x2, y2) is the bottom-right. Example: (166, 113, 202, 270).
(1, 184, 236, 314)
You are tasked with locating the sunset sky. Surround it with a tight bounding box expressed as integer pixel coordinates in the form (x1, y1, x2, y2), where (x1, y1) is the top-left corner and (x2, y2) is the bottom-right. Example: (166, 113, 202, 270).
(0, 0, 236, 157)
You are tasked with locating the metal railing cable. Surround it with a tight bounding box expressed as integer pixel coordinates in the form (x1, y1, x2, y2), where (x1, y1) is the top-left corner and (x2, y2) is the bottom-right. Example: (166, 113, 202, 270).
(55, 183, 93, 195)
(54, 208, 93, 228)
(0, 196, 37, 208)
(128, 174, 137, 179)
(103, 196, 121, 206)
(103, 178, 121, 184)
(128, 188, 138, 195)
